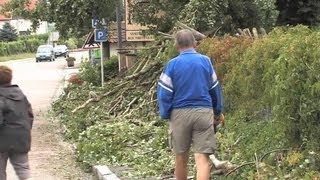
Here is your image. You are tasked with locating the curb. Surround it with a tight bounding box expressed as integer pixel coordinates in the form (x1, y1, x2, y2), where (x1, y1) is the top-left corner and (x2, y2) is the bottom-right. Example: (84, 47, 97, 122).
(93, 165, 121, 180)
(52, 66, 79, 101)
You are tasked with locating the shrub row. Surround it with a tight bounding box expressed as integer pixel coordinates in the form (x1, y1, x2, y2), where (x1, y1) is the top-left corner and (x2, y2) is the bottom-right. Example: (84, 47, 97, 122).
(0, 34, 48, 56)
(198, 25, 320, 178)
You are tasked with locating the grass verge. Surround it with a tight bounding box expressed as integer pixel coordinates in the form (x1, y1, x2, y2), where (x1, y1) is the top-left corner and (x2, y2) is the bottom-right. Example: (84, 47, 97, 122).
(0, 53, 35, 62)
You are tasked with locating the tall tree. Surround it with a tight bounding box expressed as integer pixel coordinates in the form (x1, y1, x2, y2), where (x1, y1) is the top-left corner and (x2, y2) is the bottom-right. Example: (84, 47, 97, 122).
(0, 22, 18, 42)
(2, 0, 118, 37)
(180, 0, 278, 34)
(131, 0, 190, 33)
(276, 0, 320, 26)
(132, 0, 278, 34)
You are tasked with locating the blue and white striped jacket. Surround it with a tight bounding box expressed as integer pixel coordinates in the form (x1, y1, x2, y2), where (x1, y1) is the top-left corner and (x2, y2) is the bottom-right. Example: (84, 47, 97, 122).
(157, 49, 224, 119)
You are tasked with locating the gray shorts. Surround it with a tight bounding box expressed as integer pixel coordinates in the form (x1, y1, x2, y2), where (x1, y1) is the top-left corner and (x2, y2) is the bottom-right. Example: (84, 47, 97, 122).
(0, 152, 31, 180)
(169, 108, 216, 154)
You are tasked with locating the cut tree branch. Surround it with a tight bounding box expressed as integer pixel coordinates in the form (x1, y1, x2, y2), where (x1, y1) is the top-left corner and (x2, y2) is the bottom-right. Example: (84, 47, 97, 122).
(71, 82, 128, 113)
(176, 21, 206, 40)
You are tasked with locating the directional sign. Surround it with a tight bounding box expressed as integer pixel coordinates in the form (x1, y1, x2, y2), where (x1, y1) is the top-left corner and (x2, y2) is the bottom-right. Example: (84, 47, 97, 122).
(94, 29, 108, 42)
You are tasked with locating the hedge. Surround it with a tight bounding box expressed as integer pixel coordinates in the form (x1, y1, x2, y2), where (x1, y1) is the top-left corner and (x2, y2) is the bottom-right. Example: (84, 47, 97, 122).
(0, 34, 48, 56)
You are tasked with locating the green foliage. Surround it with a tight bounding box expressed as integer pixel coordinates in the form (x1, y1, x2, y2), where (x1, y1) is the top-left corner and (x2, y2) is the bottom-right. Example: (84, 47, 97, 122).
(0, 22, 18, 42)
(19, 33, 49, 42)
(79, 56, 119, 86)
(133, 0, 278, 34)
(0, 34, 47, 56)
(3, 0, 117, 37)
(53, 26, 320, 178)
(60, 36, 86, 49)
(132, 0, 189, 32)
(276, 0, 320, 26)
(225, 26, 320, 149)
(76, 121, 173, 177)
(218, 26, 320, 178)
(180, 0, 278, 33)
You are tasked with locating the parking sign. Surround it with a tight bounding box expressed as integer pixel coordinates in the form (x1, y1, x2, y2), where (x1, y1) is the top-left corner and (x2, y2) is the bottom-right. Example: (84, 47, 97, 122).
(94, 29, 108, 42)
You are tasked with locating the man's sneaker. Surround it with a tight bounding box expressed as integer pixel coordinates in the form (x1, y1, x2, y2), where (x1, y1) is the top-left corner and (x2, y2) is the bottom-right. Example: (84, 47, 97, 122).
(209, 154, 234, 170)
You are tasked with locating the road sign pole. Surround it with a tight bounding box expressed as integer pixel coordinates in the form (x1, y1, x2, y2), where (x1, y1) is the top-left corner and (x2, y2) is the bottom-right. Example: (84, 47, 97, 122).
(100, 42, 104, 87)
(94, 28, 108, 87)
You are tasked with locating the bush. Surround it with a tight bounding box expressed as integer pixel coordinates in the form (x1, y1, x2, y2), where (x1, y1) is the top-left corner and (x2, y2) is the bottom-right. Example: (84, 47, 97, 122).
(65, 38, 78, 49)
(68, 74, 83, 85)
(79, 56, 119, 86)
(0, 34, 48, 56)
(218, 26, 320, 178)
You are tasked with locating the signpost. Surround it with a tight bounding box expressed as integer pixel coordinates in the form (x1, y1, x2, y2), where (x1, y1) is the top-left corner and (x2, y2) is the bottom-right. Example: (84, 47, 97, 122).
(94, 29, 108, 87)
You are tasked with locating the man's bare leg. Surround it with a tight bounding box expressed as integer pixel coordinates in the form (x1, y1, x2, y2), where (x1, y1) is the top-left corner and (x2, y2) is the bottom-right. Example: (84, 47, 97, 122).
(195, 153, 211, 180)
(175, 153, 189, 180)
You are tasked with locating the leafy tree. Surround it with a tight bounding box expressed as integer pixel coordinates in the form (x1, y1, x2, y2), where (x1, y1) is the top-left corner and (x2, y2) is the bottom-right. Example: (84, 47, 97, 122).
(131, 0, 190, 32)
(276, 0, 320, 26)
(180, 0, 278, 34)
(2, 0, 118, 38)
(0, 22, 18, 42)
(132, 0, 278, 34)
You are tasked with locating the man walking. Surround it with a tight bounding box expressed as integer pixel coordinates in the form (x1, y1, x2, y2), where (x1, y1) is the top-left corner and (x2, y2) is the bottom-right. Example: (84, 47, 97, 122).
(0, 65, 34, 180)
(157, 29, 223, 180)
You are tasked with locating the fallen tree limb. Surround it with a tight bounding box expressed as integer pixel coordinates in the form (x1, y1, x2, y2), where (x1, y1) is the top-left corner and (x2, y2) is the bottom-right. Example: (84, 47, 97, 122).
(158, 31, 174, 39)
(176, 21, 206, 40)
(122, 97, 139, 115)
(212, 169, 226, 175)
(133, 54, 151, 74)
(125, 61, 161, 80)
(141, 43, 165, 70)
(225, 149, 290, 177)
(259, 149, 290, 162)
(108, 96, 124, 114)
(225, 161, 255, 176)
(72, 82, 128, 113)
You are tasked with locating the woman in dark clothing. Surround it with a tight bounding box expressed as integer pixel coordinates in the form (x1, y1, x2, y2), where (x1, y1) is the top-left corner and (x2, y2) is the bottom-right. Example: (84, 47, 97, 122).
(0, 65, 33, 180)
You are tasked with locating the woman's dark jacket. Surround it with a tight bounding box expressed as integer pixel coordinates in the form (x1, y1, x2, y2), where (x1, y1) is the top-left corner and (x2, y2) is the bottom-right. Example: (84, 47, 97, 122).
(0, 85, 33, 153)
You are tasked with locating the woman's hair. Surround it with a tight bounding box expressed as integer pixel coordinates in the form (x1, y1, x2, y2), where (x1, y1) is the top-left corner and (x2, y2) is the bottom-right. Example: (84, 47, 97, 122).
(0, 65, 12, 86)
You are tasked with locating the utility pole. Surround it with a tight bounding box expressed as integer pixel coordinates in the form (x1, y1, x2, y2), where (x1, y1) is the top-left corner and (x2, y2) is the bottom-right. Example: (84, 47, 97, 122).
(116, 0, 123, 72)
(116, 0, 123, 49)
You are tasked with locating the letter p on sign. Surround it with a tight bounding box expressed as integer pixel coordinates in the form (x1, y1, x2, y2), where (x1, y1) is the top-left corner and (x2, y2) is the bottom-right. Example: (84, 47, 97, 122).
(94, 30, 108, 42)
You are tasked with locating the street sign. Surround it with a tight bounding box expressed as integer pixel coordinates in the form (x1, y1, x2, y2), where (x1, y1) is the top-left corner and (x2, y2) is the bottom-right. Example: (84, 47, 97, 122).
(94, 29, 108, 42)
(92, 18, 98, 28)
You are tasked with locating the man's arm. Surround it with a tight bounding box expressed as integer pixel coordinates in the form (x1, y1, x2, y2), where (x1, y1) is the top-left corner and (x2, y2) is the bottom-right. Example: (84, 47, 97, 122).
(208, 61, 224, 116)
(157, 64, 174, 120)
(209, 81, 224, 116)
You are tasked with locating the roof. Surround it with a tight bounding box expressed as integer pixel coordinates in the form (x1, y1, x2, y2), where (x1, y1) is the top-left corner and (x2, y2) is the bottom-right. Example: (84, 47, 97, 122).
(0, 0, 38, 21)
(82, 23, 126, 49)
(0, 0, 10, 20)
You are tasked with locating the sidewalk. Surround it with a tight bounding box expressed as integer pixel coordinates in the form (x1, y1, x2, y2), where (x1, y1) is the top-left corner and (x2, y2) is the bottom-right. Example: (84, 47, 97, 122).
(6, 55, 91, 180)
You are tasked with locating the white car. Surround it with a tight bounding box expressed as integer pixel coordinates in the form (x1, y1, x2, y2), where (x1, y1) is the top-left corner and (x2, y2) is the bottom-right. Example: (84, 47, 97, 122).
(54, 45, 69, 58)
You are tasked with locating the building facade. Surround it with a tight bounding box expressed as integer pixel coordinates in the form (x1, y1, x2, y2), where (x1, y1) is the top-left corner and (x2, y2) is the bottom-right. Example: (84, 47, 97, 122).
(0, 0, 49, 35)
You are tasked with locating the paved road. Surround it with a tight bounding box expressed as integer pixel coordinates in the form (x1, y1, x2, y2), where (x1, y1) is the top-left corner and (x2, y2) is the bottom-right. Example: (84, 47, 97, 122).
(1, 51, 91, 180)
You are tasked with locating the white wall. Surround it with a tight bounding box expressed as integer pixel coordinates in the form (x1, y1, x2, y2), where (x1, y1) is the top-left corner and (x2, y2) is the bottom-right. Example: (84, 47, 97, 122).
(10, 19, 32, 32)
(0, 19, 49, 35)
(36, 21, 49, 34)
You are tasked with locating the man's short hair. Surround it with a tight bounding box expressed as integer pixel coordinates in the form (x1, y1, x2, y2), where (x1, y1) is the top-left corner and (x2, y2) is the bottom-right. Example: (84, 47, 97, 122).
(175, 29, 196, 49)
(0, 65, 12, 86)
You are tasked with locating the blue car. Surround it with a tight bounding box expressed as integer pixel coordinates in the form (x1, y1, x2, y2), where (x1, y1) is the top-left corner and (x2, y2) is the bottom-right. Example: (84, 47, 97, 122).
(36, 45, 55, 62)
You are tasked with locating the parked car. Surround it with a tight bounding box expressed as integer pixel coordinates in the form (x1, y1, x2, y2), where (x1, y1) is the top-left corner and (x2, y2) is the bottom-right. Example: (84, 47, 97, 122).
(54, 45, 69, 58)
(36, 45, 55, 62)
